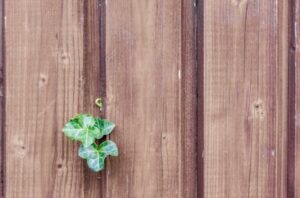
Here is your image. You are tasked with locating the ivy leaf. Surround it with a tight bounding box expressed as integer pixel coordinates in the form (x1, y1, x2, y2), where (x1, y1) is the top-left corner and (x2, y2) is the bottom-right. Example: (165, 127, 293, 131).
(87, 152, 106, 172)
(62, 114, 100, 147)
(62, 113, 119, 172)
(83, 140, 118, 172)
(98, 140, 119, 157)
(78, 144, 98, 159)
(94, 118, 116, 139)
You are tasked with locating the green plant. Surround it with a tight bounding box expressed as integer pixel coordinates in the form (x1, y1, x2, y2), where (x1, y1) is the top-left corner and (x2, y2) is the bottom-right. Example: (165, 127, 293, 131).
(62, 98, 118, 172)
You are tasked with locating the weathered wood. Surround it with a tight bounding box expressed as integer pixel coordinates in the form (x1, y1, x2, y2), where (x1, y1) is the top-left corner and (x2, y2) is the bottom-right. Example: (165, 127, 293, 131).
(105, 0, 194, 197)
(5, 0, 89, 197)
(294, 0, 300, 197)
(3, 0, 298, 197)
(277, 1, 289, 197)
(0, 0, 3, 196)
(203, 0, 288, 197)
(82, 0, 105, 197)
(287, 0, 296, 197)
(181, 0, 198, 198)
(196, 0, 204, 197)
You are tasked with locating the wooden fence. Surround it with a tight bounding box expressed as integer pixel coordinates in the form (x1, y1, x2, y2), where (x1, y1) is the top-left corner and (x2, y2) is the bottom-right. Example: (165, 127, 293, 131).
(1, 0, 299, 197)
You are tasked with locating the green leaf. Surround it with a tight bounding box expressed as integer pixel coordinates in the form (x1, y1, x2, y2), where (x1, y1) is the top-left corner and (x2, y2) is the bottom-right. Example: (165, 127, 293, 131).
(94, 118, 116, 139)
(62, 114, 99, 147)
(80, 140, 119, 172)
(99, 140, 119, 157)
(62, 122, 84, 140)
(63, 113, 119, 172)
(87, 152, 106, 172)
(78, 144, 98, 159)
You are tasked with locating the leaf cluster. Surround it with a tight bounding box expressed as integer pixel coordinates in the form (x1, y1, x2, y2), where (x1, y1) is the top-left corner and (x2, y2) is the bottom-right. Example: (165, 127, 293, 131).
(63, 114, 118, 172)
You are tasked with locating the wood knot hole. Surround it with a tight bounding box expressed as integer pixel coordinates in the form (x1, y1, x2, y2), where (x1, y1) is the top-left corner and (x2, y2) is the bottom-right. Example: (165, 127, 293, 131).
(252, 100, 264, 119)
(60, 52, 70, 65)
(39, 74, 48, 88)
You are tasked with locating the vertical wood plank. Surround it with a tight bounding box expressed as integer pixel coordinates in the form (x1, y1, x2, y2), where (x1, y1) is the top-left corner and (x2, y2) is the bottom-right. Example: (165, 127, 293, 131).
(294, 0, 300, 196)
(203, 0, 288, 197)
(105, 0, 195, 197)
(196, 0, 204, 197)
(4, 0, 100, 197)
(287, 0, 296, 197)
(82, 0, 105, 197)
(0, 0, 3, 196)
(277, 1, 289, 197)
(182, 1, 198, 198)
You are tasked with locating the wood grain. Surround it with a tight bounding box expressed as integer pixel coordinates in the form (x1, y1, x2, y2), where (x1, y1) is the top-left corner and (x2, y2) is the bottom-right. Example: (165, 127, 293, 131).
(82, 0, 105, 197)
(4, 0, 92, 197)
(294, 0, 300, 196)
(196, 0, 204, 197)
(105, 0, 192, 197)
(0, 0, 3, 196)
(203, 0, 288, 197)
(3, 0, 297, 197)
(181, 0, 198, 198)
(287, 0, 296, 196)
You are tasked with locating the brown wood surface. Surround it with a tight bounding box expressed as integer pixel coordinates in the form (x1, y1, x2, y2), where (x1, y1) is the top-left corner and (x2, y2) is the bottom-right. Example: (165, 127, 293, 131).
(4, 0, 94, 197)
(294, 0, 300, 197)
(287, 0, 296, 197)
(181, 1, 198, 198)
(0, 0, 3, 197)
(196, 0, 204, 197)
(203, 1, 288, 197)
(1, 0, 300, 197)
(82, 0, 105, 197)
(105, 0, 191, 197)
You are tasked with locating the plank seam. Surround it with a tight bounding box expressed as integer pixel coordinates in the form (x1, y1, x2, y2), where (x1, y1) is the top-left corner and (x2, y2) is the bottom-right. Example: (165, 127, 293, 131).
(287, 0, 296, 197)
(82, 0, 107, 196)
(181, 0, 199, 197)
(1, 0, 5, 196)
(99, 0, 107, 196)
(195, 0, 204, 197)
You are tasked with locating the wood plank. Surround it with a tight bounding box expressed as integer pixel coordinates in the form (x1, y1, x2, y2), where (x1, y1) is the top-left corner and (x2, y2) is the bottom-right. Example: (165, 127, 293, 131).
(196, 0, 204, 197)
(294, 0, 300, 196)
(82, 0, 105, 197)
(287, 0, 296, 196)
(203, 0, 288, 197)
(105, 0, 195, 197)
(0, 0, 3, 196)
(181, 1, 198, 198)
(4, 0, 100, 196)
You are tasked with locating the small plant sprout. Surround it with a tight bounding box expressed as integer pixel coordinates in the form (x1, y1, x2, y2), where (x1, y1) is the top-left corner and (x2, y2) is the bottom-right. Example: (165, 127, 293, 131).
(95, 97, 103, 111)
(62, 97, 119, 172)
